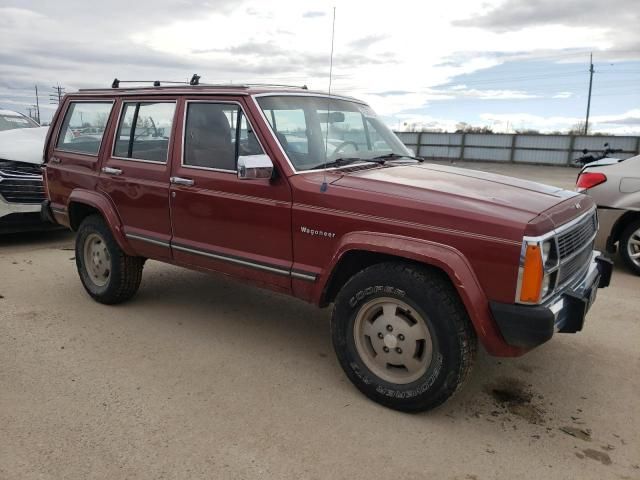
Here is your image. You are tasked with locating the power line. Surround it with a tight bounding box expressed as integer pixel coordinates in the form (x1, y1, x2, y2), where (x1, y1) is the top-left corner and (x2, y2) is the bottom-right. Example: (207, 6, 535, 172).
(34, 85, 40, 124)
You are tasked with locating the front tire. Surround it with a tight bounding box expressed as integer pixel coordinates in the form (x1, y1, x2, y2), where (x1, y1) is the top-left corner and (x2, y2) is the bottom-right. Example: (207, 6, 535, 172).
(620, 219, 640, 276)
(75, 215, 144, 304)
(331, 262, 477, 412)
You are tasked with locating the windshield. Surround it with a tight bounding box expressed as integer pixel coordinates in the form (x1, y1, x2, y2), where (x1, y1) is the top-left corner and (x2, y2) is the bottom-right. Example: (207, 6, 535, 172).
(257, 95, 410, 171)
(0, 112, 39, 132)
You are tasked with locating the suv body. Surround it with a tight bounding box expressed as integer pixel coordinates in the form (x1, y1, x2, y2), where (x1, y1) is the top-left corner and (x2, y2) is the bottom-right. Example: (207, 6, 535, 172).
(42, 85, 612, 411)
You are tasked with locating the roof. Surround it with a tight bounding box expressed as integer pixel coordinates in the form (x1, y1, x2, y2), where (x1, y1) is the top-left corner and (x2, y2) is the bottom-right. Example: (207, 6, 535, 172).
(72, 83, 364, 104)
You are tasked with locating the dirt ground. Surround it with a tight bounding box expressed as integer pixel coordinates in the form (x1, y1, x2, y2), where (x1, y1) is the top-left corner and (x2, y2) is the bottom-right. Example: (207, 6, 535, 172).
(1, 163, 639, 480)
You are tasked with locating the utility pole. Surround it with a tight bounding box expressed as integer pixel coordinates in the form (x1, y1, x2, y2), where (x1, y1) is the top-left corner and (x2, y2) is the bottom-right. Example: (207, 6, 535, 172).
(34, 85, 41, 124)
(49, 84, 65, 105)
(584, 52, 594, 135)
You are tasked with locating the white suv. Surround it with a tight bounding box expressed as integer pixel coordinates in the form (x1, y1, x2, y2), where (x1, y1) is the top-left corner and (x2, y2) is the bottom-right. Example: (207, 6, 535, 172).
(0, 109, 50, 233)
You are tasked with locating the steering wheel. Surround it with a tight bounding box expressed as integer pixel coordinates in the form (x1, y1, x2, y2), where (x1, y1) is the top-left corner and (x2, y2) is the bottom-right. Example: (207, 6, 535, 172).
(331, 141, 359, 157)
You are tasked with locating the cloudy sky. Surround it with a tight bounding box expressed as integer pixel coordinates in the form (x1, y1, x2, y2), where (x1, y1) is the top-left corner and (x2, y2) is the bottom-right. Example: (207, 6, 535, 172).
(1, 0, 639, 133)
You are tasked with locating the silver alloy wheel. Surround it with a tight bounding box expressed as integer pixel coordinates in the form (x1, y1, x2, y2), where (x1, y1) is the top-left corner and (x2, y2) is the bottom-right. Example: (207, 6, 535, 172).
(353, 297, 433, 384)
(627, 227, 640, 268)
(83, 232, 111, 287)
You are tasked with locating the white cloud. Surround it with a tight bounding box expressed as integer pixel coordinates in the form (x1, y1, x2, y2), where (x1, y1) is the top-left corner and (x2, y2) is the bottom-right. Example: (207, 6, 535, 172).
(479, 109, 640, 134)
(552, 91, 574, 99)
(390, 109, 640, 134)
(0, 0, 637, 127)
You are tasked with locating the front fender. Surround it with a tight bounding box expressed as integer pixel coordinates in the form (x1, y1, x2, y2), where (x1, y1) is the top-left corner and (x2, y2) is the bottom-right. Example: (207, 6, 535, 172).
(317, 231, 523, 357)
(67, 189, 136, 256)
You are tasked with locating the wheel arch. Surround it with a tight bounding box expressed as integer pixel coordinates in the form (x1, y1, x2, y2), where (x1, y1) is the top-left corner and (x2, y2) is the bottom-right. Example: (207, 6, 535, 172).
(318, 231, 523, 357)
(67, 189, 135, 255)
(609, 210, 640, 248)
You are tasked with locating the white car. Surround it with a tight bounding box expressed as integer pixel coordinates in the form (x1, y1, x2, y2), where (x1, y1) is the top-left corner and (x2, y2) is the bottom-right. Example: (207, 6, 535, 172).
(576, 154, 640, 275)
(0, 110, 50, 233)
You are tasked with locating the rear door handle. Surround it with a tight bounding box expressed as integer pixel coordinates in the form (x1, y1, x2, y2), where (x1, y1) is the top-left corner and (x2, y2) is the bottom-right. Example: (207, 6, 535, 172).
(170, 176, 195, 187)
(102, 166, 123, 176)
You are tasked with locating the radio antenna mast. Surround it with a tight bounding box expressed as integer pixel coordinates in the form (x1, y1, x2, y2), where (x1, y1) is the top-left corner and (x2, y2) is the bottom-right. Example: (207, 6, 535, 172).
(321, 6, 336, 193)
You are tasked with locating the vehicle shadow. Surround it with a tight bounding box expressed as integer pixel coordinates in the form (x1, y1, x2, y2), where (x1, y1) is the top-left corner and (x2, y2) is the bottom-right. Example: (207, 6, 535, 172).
(124, 260, 635, 426)
(0, 229, 74, 251)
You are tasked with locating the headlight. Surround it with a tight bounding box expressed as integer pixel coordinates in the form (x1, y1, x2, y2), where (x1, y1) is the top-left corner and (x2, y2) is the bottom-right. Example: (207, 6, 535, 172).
(542, 241, 551, 264)
(541, 239, 558, 269)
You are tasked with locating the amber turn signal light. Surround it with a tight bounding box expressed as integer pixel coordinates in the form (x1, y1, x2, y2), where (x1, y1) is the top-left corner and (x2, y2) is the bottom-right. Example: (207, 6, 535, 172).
(519, 243, 544, 303)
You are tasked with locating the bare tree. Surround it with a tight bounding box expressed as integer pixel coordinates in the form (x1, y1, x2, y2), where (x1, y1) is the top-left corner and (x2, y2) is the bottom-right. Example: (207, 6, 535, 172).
(455, 122, 494, 134)
(568, 121, 591, 135)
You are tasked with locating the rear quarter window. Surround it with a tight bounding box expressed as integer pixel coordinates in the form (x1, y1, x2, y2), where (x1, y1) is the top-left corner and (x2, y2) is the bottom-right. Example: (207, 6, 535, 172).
(56, 101, 114, 155)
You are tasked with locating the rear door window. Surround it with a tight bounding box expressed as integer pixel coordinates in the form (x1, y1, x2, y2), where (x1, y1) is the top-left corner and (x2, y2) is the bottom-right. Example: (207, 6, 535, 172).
(114, 102, 176, 163)
(56, 102, 114, 155)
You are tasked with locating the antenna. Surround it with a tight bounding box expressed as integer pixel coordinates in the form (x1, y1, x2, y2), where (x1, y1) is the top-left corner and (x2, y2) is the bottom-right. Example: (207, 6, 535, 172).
(320, 6, 336, 193)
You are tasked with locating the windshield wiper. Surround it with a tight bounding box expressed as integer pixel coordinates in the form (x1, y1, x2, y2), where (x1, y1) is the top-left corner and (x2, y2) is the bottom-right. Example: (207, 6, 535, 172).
(305, 157, 385, 171)
(371, 153, 423, 162)
(305, 153, 422, 172)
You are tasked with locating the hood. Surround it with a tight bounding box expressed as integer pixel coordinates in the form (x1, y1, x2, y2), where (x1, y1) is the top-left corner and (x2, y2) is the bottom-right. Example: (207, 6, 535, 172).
(333, 163, 578, 215)
(0, 126, 49, 165)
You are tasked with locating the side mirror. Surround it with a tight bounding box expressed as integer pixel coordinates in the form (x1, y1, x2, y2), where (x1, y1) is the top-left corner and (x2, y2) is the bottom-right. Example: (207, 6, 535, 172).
(238, 154, 273, 180)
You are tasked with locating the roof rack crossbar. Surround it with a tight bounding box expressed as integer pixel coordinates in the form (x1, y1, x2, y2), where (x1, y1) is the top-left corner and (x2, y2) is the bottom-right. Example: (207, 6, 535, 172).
(112, 78, 193, 88)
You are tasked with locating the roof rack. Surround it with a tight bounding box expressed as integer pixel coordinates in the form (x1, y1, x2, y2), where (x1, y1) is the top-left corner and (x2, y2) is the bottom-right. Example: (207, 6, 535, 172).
(108, 74, 308, 90)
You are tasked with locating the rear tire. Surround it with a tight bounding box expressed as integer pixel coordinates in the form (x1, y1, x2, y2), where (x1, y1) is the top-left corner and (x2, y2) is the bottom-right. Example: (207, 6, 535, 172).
(75, 215, 144, 304)
(331, 262, 477, 412)
(620, 219, 640, 276)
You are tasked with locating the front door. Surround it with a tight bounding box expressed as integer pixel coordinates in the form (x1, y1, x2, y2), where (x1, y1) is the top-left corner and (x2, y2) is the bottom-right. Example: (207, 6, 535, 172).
(98, 98, 178, 259)
(169, 98, 293, 292)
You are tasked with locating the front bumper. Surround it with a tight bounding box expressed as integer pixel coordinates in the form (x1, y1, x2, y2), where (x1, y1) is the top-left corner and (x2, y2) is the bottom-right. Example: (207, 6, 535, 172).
(0, 194, 41, 218)
(490, 252, 613, 349)
(0, 195, 51, 233)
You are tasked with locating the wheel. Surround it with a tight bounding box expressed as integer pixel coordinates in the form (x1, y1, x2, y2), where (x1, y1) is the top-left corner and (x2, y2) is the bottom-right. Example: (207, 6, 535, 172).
(331, 262, 477, 412)
(75, 215, 144, 304)
(620, 219, 640, 276)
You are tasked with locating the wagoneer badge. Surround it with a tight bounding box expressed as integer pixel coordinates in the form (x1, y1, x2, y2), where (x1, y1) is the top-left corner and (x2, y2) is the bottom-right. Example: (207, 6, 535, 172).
(300, 226, 336, 238)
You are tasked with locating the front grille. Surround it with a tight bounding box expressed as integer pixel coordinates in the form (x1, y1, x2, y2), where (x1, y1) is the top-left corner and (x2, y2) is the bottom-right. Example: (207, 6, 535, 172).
(0, 161, 44, 204)
(557, 242, 593, 285)
(555, 210, 597, 287)
(557, 212, 597, 259)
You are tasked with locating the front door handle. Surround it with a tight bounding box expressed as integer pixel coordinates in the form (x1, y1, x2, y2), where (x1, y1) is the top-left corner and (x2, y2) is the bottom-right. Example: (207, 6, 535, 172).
(170, 176, 195, 187)
(102, 166, 123, 176)
(49, 157, 61, 164)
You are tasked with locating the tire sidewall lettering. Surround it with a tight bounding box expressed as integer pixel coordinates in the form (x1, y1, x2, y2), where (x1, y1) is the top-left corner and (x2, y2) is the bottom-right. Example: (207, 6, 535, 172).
(349, 285, 405, 308)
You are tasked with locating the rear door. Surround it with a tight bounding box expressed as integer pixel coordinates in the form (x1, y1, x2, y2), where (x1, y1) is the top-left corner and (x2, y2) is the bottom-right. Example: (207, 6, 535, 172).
(46, 99, 116, 211)
(169, 97, 293, 292)
(98, 98, 178, 259)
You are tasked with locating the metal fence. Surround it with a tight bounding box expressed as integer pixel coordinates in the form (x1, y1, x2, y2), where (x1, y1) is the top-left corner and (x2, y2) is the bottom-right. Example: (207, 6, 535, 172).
(394, 132, 640, 166)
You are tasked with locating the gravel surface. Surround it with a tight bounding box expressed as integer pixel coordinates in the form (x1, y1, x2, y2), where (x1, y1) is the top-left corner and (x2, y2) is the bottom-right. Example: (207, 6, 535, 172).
(1, 163, 638, 480)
